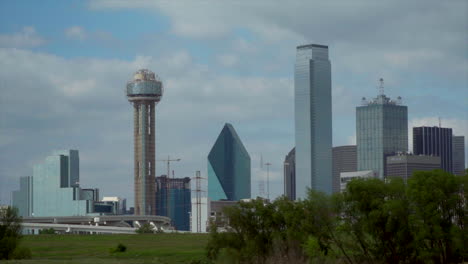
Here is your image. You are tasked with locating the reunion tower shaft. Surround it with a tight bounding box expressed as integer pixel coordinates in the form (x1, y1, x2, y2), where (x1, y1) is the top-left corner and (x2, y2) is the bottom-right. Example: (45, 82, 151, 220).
(126, 69, 163, 215)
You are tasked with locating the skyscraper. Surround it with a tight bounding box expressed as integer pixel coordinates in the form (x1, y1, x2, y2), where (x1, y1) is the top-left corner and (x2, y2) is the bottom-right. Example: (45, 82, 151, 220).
(31, 150, 99, 216)
(12, 176, 33, 217)
(126, 69, 163, 215)
(155, 176, 191, 231)
(356, 79, 408, 179)
(294, 44, 332, 197)
(208, 123, 251, 201)
(413, 126, 453, 173)
(452, 136, 465, 176)
(283, 147, 295, 200)
(332, 145, 357, 193)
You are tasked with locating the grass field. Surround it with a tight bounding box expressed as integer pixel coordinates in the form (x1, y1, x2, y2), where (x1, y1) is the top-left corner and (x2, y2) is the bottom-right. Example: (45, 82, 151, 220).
(6, 233, 210, 264)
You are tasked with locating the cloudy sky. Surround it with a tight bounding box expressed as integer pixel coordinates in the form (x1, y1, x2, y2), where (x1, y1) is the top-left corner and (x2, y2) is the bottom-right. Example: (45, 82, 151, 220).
(0, 1, 467, 206)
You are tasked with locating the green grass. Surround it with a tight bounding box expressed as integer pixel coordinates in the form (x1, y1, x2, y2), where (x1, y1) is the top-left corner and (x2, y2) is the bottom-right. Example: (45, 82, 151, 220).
(6, 233, 210, 264)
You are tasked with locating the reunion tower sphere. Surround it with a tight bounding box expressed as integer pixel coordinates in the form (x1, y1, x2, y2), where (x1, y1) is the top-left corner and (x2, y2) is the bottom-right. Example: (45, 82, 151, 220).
(126, 69, 163, 215)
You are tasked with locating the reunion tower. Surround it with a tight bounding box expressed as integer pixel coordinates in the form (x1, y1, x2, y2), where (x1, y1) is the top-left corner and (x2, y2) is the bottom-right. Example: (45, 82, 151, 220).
(126, 69, 163, 215)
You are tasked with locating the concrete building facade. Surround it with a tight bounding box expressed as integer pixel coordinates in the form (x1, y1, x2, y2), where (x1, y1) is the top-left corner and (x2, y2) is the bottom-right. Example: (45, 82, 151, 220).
(294, 44, 333, 197)
(452, 136, 465, 176)
(12, 176, 33, 217)
(126, 69, 163, 215)
(332, 145, 357, 194)
(386, 154, 441, 182)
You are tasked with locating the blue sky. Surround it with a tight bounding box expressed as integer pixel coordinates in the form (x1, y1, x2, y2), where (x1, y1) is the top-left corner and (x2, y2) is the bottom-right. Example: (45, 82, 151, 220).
(0, 0, 467, 206)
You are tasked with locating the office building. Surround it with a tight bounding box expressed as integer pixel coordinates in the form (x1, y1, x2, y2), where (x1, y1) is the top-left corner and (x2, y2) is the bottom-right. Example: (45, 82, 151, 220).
(208, 123, 251, 201)
(357, 79, 408, 179)
(294, 44, 333, 197)
(283, 147, 296, 200)
(452, 136, 465, 176)
(12, 176, 33, 217)
(413, 126, 452, 173)
(102, 197, 127, 214)
(386, 154, 441, 181)
(340, 170, 374, 192)
(126, 69, 163, 215)
(332, 145, 357, 194)
(31, 150, 102, 216)
(155, 175, 191, 231)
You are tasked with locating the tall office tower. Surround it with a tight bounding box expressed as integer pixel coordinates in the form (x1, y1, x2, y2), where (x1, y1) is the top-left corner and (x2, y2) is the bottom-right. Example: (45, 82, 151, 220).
(386, 154, 441, 182)
(155, 176, 191, 230)
(452, 136, 465, 176)
(294, 44, 332, 198)
(126, 69, 163, 215)
(332, 145, 357, 193)
(208, 123, 251, 201)
(283, 147, 296, 200)
(12, 176, 33, 217)
(31, 150, 100, 216)
(413, 126, 453, 173)
(356, 79, 408, 179)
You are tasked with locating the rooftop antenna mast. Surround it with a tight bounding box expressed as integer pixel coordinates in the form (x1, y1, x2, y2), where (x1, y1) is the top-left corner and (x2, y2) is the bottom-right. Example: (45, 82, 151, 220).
(379, 78, 384, 96)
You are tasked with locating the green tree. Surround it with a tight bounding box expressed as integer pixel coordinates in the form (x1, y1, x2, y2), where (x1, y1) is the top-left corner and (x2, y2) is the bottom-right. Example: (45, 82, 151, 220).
(136, 223, 155, 234)
(340, 177, 416, 263)
(407, 170, 467, 263)
(0, 206, 23, 260)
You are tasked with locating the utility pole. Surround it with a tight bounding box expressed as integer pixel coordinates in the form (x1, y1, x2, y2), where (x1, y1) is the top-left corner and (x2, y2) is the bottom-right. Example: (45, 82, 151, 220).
(265, 162, 271, 201)
(156, 156, 181, 218)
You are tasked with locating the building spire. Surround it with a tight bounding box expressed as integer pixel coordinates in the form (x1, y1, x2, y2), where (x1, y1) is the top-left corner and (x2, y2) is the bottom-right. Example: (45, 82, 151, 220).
(379, 78, 384, 96)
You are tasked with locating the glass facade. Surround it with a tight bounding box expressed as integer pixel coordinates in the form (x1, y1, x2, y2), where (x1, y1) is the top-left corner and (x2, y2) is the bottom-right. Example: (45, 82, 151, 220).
(12, 176, 33, 217)
(294, 44, 332, 197)
(208, 123, 251, 201)
(357, 95, 408, 178)
(31, 150, 100, 216)
(155, 176, 191, 231)
(283, 147, 295, 200)
(413, 126, 453, 173)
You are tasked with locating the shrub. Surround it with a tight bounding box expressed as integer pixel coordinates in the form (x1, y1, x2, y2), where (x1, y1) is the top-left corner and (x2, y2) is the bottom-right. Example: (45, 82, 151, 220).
(136, 223, 155, 234)
(109, 243, 127, 253)
(39, 228, 56, 235)
(11, 247, 32, 259)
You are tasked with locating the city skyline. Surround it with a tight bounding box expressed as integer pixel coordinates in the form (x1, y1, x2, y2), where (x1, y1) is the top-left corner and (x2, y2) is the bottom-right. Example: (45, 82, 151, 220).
(1, 1, 467, 206)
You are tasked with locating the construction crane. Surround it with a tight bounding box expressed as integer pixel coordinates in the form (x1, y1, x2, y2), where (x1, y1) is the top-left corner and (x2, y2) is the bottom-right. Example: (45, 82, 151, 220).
(156, 156, 181, 218)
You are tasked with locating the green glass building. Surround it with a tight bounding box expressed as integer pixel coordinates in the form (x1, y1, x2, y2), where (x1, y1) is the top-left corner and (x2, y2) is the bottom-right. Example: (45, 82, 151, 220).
(356, 83, 408, 179)
(208, 123, 251, 201)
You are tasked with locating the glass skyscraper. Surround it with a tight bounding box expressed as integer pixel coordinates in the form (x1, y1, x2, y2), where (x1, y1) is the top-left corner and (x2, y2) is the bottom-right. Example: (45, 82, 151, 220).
(155, 176, 191, 231)
(356, 90, 408, 179)
(452, 136, 465, 176)
(283, 147, 295, 200)
(332, 145, 357, 194)
(208, 123, 251, 201)
(294, 44, 332, 197)
(413, 126, 453, 173)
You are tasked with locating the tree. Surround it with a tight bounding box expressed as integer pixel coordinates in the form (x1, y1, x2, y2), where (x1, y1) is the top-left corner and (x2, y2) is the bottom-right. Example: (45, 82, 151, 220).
(407, 170, 467, 263)
(0, 206, 22, 260)
(136, 223, 155, 234)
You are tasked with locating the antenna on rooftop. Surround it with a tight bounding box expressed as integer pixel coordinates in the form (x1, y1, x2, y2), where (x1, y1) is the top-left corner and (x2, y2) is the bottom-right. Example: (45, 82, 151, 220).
(379, 78, 384, 96)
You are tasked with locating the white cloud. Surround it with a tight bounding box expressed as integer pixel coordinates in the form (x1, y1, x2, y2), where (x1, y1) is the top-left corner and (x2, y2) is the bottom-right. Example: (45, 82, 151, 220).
(217, 54, 238, 67)
(0, 26, 45, 48)
(65, 26, 87, 41)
